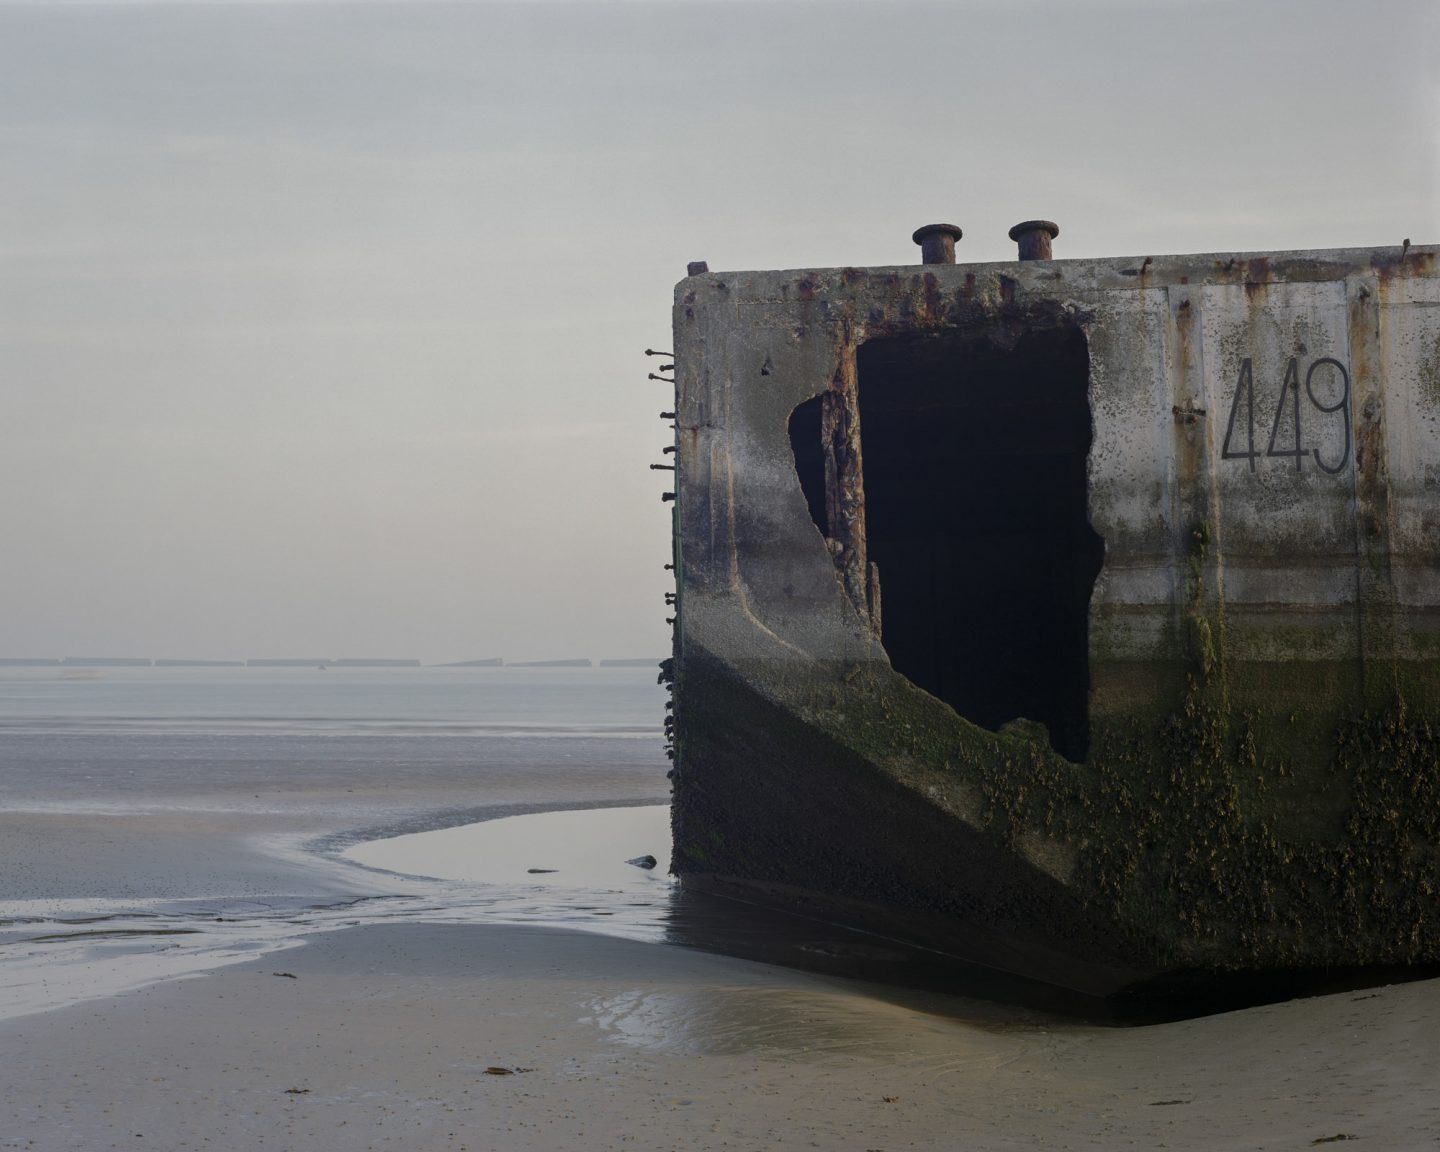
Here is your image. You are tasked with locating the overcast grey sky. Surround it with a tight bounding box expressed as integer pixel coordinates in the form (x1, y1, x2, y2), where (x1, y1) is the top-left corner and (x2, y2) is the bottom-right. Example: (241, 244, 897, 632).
(1, 0, 1435, 663)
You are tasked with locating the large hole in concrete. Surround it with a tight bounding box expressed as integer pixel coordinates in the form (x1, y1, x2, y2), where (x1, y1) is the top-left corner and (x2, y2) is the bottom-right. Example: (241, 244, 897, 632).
(788, 328, 1103, 762)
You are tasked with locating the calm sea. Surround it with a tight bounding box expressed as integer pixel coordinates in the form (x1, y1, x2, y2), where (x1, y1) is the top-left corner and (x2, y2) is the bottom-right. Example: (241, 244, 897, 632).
(0, 664, 665, 736)
(0, 665, 669, 812)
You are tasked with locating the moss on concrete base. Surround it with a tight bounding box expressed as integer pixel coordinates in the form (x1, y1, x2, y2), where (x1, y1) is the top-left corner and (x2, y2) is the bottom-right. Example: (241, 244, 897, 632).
(673, 639, 1440, 991)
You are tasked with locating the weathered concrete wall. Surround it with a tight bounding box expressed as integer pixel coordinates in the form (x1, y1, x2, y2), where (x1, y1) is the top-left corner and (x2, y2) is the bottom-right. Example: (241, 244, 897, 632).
(669, 245, 1440, 996)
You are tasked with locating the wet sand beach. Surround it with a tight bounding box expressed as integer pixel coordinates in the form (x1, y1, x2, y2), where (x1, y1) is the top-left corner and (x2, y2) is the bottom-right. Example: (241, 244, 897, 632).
(2, 920, 1437, 1151)
(0, 668, 672, 1019)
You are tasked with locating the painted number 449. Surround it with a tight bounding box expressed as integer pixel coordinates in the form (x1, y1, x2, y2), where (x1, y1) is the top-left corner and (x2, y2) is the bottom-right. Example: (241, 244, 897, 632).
(1221, 356, 1351, 475)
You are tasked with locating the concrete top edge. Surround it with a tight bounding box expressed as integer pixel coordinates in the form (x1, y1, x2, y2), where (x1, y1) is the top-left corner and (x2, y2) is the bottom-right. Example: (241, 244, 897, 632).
(672, 243, 1436, 300)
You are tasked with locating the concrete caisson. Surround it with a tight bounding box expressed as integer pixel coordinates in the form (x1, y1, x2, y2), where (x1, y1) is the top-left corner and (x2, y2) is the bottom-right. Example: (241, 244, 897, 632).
(667, 238, 1440, 999)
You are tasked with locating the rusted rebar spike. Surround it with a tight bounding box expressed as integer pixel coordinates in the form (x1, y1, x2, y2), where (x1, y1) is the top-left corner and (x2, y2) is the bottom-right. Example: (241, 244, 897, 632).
(650, 464, 675, 471)
(821, 331, 871, 623)
(645, 349, 673, 358)
(911, 223, 962, 265)
(1008, 220, 1059, 261)
(660, 411, 676, 419)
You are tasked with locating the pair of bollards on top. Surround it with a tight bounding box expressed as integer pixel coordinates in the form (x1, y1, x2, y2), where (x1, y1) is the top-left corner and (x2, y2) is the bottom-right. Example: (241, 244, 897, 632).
(686, 220, 1059, 277)
(913, 220, 1059, 264)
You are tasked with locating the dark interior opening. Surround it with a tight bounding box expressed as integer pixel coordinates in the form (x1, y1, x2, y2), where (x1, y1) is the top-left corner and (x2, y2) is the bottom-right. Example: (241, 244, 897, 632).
(789, 328, 1103, 762)
(789, 398, 828, 542)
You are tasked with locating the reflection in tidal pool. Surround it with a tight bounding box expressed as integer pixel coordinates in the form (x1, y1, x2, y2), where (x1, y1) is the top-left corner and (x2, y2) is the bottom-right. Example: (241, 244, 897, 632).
(346, 804, 673, 891)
